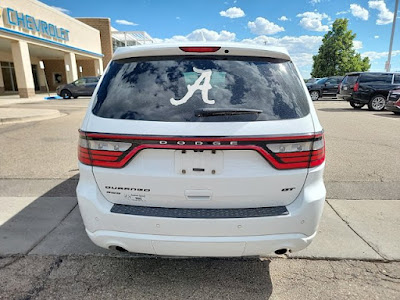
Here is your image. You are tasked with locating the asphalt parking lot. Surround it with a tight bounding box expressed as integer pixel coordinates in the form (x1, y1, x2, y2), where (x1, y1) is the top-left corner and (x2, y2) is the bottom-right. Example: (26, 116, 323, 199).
(0, 97, 399, 299)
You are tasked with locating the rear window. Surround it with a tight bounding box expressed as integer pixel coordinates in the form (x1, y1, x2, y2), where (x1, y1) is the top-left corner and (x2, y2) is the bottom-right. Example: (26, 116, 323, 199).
(87, 77, 99, 83)
(394, 74, 400, 84)
(326, 77, 342, 84)
(359, 73, 393, 84)
(343, 75, 359, 85)
(92, 56, 310, 122)
(315, 78, 327, 84)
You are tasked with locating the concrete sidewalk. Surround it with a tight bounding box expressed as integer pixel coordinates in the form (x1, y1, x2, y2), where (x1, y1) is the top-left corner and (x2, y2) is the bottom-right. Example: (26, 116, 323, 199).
(0, 94, 63, 124)
(0, 94, 49, 106)
(0, 108, 63, 124)
(0, 196, 398, 261)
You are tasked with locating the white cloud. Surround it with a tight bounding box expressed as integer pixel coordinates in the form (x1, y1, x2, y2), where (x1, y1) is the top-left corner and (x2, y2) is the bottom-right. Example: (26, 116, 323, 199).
(353, 40, 363, 50)
(241, 35, 323, 69)
(155, 30, 324, 78)
(278, 16, 289, 21)
(374, 35, 380, 39)
(361, 50, 400, 60)
(152, 38, 164, 44)
(158, 28, 236, 43)
(368, 0, 394, 25)
(220, 7, 245, 18)
(50, 6, 70, 14)
(248, 17, 285, 35)
(336, 10, 349, 15)
(297, 12, 330, 32)
(241, 35, 323, 52)
(310, 0, 321, 4)
(116, 19, 138, 26)
(350, 4, 369, 20)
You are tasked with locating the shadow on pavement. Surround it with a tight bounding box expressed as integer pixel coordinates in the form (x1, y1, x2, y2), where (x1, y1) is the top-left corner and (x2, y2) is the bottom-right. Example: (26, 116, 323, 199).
(0, 175, 79, 255)
(0, 175, 274, 299)
(373, 113, 400, 119)
(55, 257, 273, 299)
(313, 98, 342, 102)
(0, 255, 273, 299)
(318, 107, 368, 112)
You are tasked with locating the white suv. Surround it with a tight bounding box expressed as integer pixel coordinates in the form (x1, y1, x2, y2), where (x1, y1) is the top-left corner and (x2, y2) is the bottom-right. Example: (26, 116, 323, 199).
(77, 43, 326, 257)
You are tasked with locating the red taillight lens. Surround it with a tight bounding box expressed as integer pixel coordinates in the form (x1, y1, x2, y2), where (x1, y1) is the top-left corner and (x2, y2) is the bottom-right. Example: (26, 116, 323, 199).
(309, 136, 325, 168)
(266, 134, 325, 169)
(78, 132, 132, 167)
(78, 132, 325, 170)
(179, 47, 221, 53)
(395, 99, 400, 109)
(353, 82, 359, 92)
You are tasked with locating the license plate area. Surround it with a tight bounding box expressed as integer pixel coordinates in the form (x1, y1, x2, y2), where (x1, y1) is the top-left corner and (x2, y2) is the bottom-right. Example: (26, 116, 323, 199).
(175, 150, 224, 175)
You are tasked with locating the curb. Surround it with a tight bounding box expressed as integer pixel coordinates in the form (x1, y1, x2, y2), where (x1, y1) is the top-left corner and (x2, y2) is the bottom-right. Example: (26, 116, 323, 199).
(0, 109, 64, 125)
(0, 99, 47, 107)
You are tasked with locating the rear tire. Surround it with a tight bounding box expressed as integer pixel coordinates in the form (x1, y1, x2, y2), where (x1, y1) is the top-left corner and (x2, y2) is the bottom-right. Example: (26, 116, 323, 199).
(310, 91, 320, 101)
(368, 95, 386, 111)
(349, 101, 364, 109)
(61, 89, 72, 99)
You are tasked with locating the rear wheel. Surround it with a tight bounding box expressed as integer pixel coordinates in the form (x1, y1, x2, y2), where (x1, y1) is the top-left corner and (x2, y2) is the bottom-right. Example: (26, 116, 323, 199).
(310, 91, 320, 101)
(349, 101, 364, 109)
(368, 95, 386, 111)
(60, 89, 72, 99)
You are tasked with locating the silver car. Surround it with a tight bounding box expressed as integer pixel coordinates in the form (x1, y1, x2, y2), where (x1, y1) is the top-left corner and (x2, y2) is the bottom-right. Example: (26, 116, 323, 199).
(56, 76, 100, 99)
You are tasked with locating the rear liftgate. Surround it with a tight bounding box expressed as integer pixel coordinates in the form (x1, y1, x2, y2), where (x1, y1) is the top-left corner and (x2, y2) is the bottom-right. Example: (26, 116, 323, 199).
(79, 131, 325, 211)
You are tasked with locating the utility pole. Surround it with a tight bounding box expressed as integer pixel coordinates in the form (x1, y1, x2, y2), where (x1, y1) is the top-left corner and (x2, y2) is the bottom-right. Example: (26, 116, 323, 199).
(386, 0, 399, 72)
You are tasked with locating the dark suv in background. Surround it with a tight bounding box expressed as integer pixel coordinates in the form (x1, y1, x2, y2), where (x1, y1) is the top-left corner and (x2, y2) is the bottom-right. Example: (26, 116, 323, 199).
(307, 76, 343, 101)
(338, 72, 400, 111)
(56, 76, 100, 99)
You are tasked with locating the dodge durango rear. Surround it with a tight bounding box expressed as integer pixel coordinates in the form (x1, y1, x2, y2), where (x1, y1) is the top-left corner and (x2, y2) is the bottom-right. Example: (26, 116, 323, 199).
(76, 42, 326, 257)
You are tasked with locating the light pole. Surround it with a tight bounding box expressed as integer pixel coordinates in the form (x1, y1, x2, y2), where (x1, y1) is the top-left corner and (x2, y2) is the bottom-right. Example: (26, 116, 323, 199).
(386, 0, 399, 72)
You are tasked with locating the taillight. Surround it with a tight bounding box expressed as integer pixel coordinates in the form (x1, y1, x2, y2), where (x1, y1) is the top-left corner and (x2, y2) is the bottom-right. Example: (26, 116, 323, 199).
(353, 82, 359, 92)
(78, 132, 132, 167)
(395, 99, 400, 109)
(179, 47, 221, 53)
(266, 135, 325, 169)
(78, 131, 325, 170)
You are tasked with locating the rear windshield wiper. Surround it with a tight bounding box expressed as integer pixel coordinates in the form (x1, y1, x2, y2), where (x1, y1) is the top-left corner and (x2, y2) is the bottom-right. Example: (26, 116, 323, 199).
(195, 108, 263, 117)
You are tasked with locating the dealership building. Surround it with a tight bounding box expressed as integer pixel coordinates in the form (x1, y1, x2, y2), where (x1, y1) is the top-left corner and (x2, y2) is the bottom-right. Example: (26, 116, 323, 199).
(0, 0, 153, 98)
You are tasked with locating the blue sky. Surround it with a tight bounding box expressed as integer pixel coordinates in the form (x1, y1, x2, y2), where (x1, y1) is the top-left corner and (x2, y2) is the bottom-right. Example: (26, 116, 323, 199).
(43, 0, 400, 77)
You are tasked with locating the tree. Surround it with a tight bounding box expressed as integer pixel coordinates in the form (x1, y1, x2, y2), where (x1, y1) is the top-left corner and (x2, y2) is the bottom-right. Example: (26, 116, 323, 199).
(311, 19, 370, 77)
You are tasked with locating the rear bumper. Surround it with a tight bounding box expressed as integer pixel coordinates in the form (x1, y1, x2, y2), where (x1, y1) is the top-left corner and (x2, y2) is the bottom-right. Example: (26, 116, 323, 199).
(350, 96, 369, 104)
(77, 163, 326, 257)
(337, 94, 351, 101)
(87, 230, 316, 257)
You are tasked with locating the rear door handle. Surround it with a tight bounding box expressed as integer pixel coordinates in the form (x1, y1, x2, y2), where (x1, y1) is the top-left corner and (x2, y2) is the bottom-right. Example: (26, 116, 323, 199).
(185, 190, 212, 201)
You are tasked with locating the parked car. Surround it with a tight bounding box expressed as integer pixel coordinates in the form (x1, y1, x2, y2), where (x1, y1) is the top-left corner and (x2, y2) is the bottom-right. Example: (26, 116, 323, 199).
(306, 78, 321, 85)
(56, 76, 100, 99)
(307, 76, 343, 101)
(77, 42, 326, 257)
(385, 88, 400, 115)
(338, 72, 400, 111)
